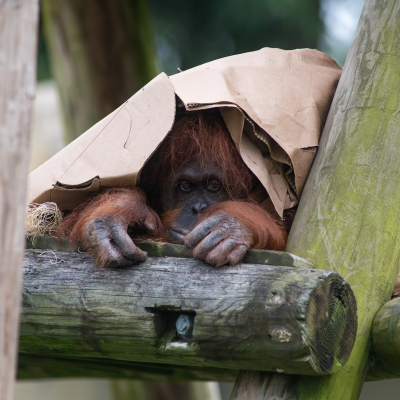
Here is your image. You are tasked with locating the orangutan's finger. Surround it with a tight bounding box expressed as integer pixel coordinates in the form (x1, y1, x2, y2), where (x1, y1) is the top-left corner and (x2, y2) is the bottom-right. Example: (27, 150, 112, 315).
(185, 213, 225, 248)
(204, 238, 237, 267)
(143, 212, 159, 232)
(84, 218, 146, 267)
(191, 229, 226, 259)
(84, 222, 126, 267)
(228, 244, 249, 266)
(110, 225, 147, 263)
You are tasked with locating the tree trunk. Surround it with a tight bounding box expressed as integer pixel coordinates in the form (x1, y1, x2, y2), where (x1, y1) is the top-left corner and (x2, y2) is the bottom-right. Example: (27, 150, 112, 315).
(230, 0, 400, 399)
(41, 0, 158, 143)
(0, 1, 38, 399)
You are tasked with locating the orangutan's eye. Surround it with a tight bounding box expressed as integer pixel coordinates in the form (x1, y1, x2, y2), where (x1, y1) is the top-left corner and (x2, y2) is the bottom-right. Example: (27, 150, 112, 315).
(179, 181, 192, 193)
(206, 179, 221, 192)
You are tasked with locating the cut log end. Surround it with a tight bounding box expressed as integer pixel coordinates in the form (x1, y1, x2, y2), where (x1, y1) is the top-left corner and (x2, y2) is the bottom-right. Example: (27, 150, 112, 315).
(306, 275, 357, 375)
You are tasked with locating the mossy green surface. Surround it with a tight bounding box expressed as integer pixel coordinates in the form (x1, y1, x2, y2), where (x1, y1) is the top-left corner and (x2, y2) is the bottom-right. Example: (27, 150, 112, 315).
(257, 1, 400, 399)
(20, 248, 356, 379)
(26, 236, 312, 268)
(18, 353, 238, 381)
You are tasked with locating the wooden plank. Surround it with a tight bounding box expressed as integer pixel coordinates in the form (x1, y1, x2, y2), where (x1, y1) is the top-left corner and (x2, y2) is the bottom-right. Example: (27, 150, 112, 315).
(26, 236, 313, 268)
(0, 1, 39, 399)
(19, 249, 356, 376)
(230, 0, 400, 398)
(17, 354, 237, 382)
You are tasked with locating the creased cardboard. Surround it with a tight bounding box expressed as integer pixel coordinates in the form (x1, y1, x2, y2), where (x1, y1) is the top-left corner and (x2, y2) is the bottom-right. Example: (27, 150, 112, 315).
(28, 48, 342, 216)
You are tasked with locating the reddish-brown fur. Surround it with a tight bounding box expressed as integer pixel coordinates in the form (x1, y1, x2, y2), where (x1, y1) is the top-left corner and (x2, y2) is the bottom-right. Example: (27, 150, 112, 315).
(60, 188, 161, 243)
(200, 202, 287, 250)
(58, 109, 291, 266)
(140, 109, 254, 212)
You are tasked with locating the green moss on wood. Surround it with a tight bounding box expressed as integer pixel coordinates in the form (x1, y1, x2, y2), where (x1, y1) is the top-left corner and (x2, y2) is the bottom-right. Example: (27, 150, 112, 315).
(19, 249, 356, 377)
(26, 236, 312, 268)
(231, 1, 400, 399)
(17, 354, 238, 381)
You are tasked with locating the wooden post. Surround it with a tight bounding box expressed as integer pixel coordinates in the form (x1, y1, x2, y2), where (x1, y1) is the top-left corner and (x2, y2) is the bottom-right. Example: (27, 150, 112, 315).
(230, 0, 400, 399)
(0, 1, 39, 399)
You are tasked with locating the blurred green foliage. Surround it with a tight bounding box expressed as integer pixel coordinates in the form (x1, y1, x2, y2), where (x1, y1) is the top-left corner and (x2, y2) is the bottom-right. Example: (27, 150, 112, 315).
(37, 0, 323, 80)
(148, 0, 323, 75)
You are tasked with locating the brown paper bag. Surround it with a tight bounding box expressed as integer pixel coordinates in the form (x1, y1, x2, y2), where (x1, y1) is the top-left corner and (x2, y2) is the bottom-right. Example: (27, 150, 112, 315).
(28, 48, 342, 216)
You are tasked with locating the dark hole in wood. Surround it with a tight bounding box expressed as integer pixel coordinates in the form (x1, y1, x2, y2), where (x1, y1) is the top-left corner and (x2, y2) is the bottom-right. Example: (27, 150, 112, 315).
(145, 307, 196, 343)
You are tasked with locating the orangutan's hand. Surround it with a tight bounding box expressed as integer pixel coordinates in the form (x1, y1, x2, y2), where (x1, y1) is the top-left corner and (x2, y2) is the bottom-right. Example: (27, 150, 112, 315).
(82, 207, 158, 267)
(184, 211, 253, 267)
(62, 188, 161, 268)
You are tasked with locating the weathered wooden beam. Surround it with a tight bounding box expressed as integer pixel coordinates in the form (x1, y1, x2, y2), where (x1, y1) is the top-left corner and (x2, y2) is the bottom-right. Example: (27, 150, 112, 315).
(26, 236, 314, 268)
(0, 1, 39, 399)
(230, 0, 400, 398)
(19, 244, 357, 377)
(366, 297, 400, 381)
(17, 354, 237, 382)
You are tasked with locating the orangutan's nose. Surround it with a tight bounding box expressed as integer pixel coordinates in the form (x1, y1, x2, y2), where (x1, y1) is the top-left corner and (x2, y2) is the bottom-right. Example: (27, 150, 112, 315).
(192, 202, 208, 214)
